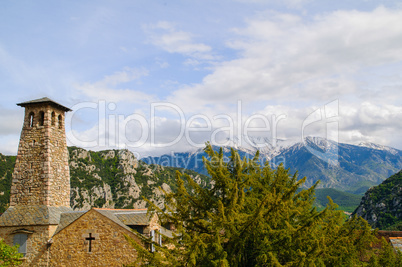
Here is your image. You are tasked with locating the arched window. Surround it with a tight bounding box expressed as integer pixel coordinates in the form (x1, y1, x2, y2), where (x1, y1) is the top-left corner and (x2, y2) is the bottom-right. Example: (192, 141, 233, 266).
(58, 115, 63, 129)
(13, 233, 28, 256)
(28, 112, 34, 127)
(51, 112, 56, 126)
(39, 111, 45, 126)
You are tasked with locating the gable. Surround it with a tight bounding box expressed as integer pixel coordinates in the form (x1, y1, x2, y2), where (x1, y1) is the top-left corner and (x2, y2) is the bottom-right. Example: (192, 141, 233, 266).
(50, 209, 142, 266)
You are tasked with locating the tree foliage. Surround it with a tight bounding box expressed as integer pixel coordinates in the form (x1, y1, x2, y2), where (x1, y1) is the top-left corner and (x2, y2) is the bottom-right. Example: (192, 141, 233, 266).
(0, 239, 22, 267)
(128, 144, 401, 266)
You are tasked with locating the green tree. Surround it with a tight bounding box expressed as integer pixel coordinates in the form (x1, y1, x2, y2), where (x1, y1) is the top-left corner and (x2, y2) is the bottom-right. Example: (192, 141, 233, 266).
(0, 239, 22, 267)
(127, 144, 389, 266)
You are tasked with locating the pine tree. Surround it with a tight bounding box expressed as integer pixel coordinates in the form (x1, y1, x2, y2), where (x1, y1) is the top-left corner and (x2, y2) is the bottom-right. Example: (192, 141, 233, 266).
(127, 143, 391, 266)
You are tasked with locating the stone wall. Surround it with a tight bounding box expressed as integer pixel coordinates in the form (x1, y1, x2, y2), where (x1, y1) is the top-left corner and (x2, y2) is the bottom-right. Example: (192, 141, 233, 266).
(0, 225, 55, 266)
(10, 103, 70, 207)
(50, 210, 140, 266)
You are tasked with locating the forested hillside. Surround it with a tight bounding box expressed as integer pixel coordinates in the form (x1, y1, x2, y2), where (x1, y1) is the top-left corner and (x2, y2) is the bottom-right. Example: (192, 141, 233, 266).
(353, 170, 402, 229)
(0, 154, 16, 213)
(314, 188, 361, 213)
(0, 148, 209, 212)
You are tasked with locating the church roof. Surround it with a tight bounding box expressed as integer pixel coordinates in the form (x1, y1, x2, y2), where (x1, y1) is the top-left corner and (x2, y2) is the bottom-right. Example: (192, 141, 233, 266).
(17, 97, 72, 112)
(0, 205, 73, 226)
(53, 208, 155, 236)
(53, 210, 87, 235)
(390, 237, 402, 251)
(113, 210, 151, 226)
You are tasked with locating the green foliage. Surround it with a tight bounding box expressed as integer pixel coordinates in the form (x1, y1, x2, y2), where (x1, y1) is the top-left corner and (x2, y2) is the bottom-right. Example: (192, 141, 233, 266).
(385, 220, 402, 231)
(357, 170, 402, 229)
(0, 239, 22, 267)
(369, 170, 402, 204)
(314, 188, 361, 212)
(0, 154, 16, 213)
(129, 144, 385, 266)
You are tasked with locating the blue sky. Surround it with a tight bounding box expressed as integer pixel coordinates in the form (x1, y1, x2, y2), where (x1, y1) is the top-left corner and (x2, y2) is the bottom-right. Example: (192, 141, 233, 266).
(1, 0, 402, 157)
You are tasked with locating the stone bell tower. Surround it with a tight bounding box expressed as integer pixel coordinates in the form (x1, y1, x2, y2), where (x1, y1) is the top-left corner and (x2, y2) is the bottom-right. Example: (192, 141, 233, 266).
(10, 97, 72, 207)
(0, 97, 73, 266)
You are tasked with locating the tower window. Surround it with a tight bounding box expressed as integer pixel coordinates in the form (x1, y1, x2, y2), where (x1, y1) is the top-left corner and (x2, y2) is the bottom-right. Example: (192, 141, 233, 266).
(13, 233, 28, 256)
(39, 111, 45, 126)
(51, 112, 56, 126)
(28, 112, 34, 127)
(58, 115, 63, 129)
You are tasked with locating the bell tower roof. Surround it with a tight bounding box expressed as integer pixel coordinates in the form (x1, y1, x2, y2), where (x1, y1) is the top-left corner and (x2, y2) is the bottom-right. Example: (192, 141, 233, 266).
(17, 97, 72, 112)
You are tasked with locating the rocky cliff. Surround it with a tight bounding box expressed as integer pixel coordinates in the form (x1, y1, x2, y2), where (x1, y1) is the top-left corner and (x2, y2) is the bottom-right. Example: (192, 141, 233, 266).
(0, 147, 209, 212)
(353, 170, 402, 229)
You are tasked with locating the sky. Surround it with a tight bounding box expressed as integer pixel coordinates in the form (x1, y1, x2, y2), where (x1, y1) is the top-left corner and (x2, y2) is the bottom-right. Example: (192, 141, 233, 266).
(1, 0, 402, 157)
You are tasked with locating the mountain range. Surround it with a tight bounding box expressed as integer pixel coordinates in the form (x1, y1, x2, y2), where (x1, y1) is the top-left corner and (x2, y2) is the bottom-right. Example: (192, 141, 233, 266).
(1, 138, 402, 218)
(144, 137, 402, 195)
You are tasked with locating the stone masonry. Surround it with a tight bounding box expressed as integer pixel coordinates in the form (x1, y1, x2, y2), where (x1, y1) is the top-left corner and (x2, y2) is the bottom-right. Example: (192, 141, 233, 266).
(49, 209, 140, 266)
(0, 97, 73, 266)
(10, 98, 71, 207)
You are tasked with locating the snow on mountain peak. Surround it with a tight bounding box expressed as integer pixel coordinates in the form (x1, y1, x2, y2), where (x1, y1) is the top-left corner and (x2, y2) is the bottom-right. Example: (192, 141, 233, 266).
(224, 135, 298, 160)
(357, 142, 399, 155)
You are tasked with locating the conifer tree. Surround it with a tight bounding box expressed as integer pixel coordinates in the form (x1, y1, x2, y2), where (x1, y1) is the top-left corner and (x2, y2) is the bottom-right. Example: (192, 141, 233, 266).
(127, 143, 397, 266)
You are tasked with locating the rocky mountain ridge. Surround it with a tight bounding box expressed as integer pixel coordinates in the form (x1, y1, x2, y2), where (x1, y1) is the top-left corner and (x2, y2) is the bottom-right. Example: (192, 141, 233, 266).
(0, 147, 209, 212)
(145, 137, 402, 194)
(352, 170, 402, 229)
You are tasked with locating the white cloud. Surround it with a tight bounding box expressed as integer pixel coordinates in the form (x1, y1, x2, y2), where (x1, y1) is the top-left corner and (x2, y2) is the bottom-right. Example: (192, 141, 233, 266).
(167, 7, 402, 108)
(234, 0, 311, 9)
(144, 21, 214, 60)
(337, 102, 402, 147)
(76, 67, 155, 103)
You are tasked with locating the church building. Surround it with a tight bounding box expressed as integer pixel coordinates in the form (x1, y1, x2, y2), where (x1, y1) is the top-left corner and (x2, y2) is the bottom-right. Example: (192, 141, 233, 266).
(0, 97, 164, 266)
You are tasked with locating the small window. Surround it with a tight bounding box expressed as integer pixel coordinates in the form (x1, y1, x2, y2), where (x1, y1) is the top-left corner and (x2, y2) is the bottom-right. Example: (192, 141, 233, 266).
(51, 112, 56, 126)
(13, 233, 27, 256)
(28, 112, 34, 127)
(39, 111, 45, 126)
(58, 115, 63, 129)
(151, 230, 155, 252)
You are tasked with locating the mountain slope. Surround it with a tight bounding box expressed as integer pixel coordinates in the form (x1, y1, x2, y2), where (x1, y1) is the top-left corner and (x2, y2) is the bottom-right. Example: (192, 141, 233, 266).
(146, 138, 402, 194)
(143, 145, 256, 176)
(274, 139, 402, 194)
(314, 188, 362, 213)
(353, 170, 402, 229)
(0, 148, 209, 212)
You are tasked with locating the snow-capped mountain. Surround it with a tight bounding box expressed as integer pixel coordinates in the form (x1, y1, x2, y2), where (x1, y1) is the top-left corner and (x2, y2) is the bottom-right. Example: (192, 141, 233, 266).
(142, 136, 402, 194)
(357, 142, 399, 155)
(224, 135, 298, 160)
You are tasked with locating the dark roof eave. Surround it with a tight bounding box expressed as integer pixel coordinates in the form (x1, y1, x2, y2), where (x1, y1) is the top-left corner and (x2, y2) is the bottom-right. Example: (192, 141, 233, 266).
(17, 97, 72, 112)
